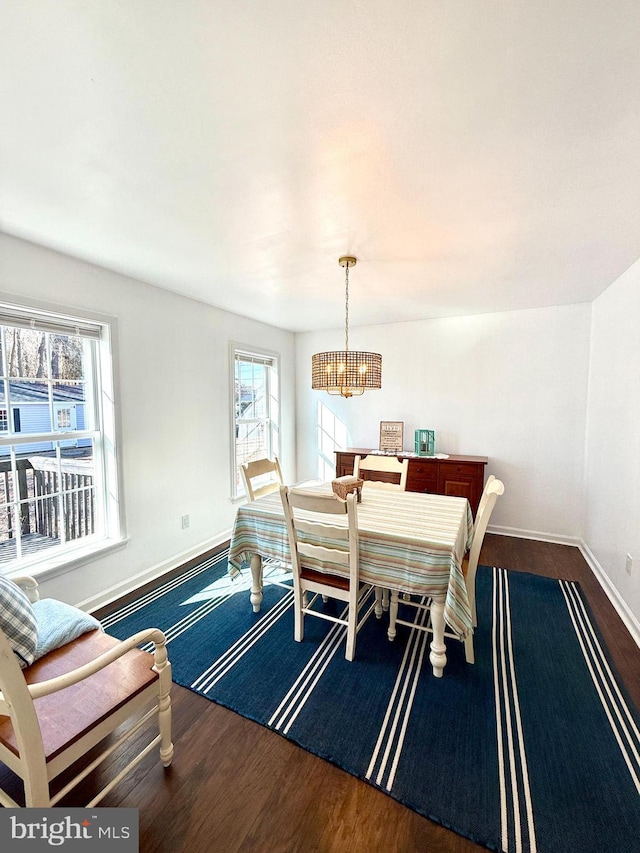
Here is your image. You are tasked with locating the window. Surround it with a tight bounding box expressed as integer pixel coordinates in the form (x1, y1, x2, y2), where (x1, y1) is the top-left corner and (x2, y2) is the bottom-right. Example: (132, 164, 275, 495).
(0, 301, 122, 572)
(231, 344, 280, 499)
(55, 406, 74, 430)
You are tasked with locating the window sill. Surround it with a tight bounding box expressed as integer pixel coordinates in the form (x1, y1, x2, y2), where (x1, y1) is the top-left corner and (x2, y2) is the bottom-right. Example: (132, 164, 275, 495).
(5, 537, 130, 585)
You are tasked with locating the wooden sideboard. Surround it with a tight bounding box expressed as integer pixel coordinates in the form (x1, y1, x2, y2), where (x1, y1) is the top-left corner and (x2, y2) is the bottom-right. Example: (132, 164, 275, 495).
(335, 448, 488, 514)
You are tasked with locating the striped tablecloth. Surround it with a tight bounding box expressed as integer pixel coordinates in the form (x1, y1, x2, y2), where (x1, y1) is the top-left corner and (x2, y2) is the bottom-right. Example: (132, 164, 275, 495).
(228, 485, 474, 638)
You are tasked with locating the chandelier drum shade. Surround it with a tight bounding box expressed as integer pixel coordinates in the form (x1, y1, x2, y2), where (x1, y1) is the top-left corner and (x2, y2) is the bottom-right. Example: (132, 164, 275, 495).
(311, 257, 382, 398)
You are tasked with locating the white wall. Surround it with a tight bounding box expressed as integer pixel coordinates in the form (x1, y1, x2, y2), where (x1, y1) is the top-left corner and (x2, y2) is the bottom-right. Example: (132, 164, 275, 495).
(296, 303, 592, 540)
(0, 233, 296, 606)
(585, 259, 640, 622)
(5, 230, 637, 627)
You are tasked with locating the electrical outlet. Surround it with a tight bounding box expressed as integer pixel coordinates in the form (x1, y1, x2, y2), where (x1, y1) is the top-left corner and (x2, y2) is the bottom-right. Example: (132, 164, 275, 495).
(625, 554, 633, 576)
(181, 514, 190, 530)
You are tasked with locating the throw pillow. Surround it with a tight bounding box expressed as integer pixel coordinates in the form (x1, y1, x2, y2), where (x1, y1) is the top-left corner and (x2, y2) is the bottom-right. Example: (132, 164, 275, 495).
(0, 575, 38, 668)
(32, 598, 102, 660)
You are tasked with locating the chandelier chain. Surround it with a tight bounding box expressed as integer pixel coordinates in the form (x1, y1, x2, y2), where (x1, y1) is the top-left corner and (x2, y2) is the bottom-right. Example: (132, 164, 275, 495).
(344, 263, 350, 352)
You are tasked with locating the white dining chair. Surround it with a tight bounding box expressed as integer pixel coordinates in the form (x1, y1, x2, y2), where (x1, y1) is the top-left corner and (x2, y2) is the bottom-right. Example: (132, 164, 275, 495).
(464, 476, 504, 631)
(353, 454, 409, 491)
(240, 456, 283, 501)
(389, 477, 504, 665)
(279, 485, 380, 661)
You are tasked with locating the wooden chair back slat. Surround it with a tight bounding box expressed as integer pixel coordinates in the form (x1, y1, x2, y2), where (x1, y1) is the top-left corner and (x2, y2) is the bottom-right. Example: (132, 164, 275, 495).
(297, 542, 351, 569)
(240, 456, 283, 501)
(353, 455, 409, 491)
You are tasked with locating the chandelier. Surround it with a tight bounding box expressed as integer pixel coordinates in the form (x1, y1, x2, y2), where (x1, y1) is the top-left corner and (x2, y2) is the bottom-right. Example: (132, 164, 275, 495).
(311, 256, 382, 398)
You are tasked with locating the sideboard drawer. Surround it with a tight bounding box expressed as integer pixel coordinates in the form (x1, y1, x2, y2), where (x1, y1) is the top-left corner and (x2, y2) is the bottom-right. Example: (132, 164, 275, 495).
(411, 461, 439, 476)
(406, 461, 438, 493)
(440, 461, 480, 477)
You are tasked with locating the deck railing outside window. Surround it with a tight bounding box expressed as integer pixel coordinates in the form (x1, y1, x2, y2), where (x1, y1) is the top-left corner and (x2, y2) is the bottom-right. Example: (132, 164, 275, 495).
(0, 452, 95, 564)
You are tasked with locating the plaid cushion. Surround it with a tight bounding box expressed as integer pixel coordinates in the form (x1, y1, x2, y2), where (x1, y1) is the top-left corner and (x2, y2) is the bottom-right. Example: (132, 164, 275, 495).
(0, 575, 38, 668)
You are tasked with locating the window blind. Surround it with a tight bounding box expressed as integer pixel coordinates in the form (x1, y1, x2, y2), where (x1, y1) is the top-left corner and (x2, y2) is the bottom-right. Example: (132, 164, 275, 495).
(0, 303, 103, 340)
(235, 351, 274, 367)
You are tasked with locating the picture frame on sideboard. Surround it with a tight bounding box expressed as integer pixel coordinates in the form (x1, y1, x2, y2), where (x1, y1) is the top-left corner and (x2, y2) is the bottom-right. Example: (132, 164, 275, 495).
(379, 421, 404, 453)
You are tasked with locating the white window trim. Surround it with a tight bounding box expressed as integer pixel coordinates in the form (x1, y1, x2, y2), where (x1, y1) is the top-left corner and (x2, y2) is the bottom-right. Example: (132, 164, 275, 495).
(0, 292, 126, 576)
(229, 341, 281, 501)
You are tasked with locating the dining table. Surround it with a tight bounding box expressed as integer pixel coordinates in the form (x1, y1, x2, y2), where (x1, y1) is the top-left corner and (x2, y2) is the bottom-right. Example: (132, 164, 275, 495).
(228, 483, 474, 677)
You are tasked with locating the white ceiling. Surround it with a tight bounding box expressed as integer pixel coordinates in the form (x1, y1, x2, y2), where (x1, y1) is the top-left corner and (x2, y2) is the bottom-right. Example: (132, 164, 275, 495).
(1, 2, 639, 333)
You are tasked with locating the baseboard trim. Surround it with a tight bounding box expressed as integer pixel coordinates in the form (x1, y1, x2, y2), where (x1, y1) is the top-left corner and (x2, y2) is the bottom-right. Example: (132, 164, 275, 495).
(577, 539, 640, 648)
(77, 529, 233, 613)
(488, 524, 580, 547)
(488, 526, 639, 647)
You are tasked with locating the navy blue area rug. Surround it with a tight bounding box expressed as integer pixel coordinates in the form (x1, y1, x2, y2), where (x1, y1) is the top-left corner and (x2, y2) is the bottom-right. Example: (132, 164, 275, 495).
(102, 553, 640, 853)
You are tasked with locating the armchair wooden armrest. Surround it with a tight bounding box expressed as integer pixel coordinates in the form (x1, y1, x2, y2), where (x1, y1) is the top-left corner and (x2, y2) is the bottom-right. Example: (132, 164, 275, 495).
(28, 628, 170, 700)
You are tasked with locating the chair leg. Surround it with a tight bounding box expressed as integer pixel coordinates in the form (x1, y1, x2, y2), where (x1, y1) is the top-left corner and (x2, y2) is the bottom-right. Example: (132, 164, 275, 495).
(388, 590, 399, 641)
(24, 771, 51, 808)
(294, 588, 305, 642)
(344, 581, 362, 661)
(464, 630, 475, 665)
(345, 606, 357, 661)
(159, 692, 174, 767)
(374, 586, 383, 618)
(153, 640, 174, 767)
(466, 568, 478, 628)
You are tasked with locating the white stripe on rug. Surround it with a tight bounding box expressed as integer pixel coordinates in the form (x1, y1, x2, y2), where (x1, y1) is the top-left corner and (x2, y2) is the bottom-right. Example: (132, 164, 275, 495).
(192, 590, 295, 693)
(101, 550, 229, 628)
(496, 567, 522, 853)
(560, 580, 640, 795)
(365, 600, 430, 790)
(270, 619, 349, 734)
(502, 569, 537, 853)
(139, 593, 234, 652)
(566, 582, 640, 762)
(493, 566, 537, 853)
(269, 590, 378, 734)
(492, 566, 509, 850)
(386, 625, 430, 791)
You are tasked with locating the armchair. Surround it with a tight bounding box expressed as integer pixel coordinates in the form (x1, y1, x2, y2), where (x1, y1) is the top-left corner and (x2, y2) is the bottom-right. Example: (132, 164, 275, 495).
(0, 575, 173, 807)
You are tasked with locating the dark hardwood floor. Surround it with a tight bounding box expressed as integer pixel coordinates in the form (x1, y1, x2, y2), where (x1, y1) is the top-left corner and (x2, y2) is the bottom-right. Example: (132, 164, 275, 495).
(5, 535, 640, 852)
